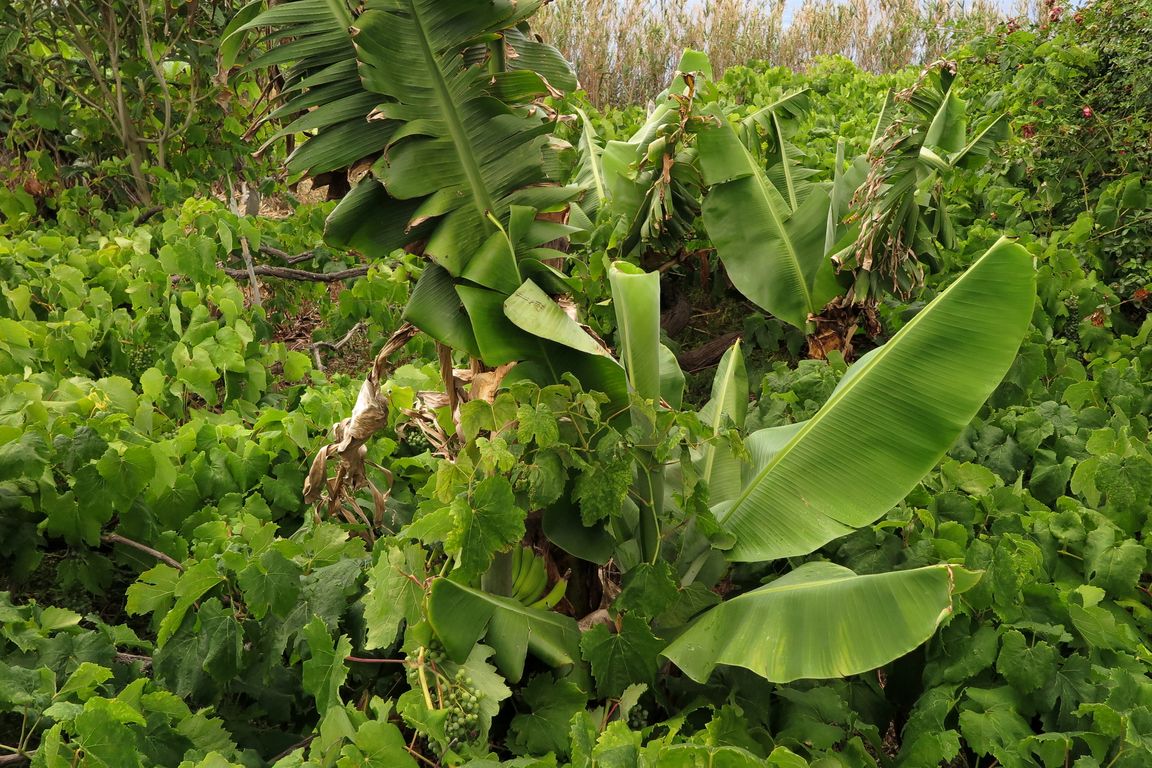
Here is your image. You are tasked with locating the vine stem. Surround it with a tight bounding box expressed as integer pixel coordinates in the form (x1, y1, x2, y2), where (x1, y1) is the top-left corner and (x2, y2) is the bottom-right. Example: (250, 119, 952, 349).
(101, 533, 184, 572)
(416, 648, 435, 710)
(344, 656, 405, 665)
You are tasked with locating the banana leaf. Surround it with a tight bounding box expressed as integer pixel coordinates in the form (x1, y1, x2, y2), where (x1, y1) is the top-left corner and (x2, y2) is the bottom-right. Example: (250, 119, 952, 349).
(698, 104, 839, 329)
(715, 238, 1035, 561)
(664, 562, 980, 682)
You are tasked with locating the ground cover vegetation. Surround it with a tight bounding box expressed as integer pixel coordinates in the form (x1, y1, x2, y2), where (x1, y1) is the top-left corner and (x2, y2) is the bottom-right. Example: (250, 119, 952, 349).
(0, 0, 1149, 766)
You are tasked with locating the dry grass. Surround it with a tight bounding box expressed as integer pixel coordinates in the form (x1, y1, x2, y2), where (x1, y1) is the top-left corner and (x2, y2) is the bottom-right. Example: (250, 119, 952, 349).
(536, 0, 1044, 106)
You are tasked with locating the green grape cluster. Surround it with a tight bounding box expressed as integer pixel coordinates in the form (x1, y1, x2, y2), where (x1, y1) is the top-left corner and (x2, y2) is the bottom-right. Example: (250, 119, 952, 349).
(402, 640, 484, 748)
(1063, 295, 1081, 348)
(627, 705, 649, 730)
(404, 638, 447, 688)
(443, 670, 483, 746)
(401, 426, 432, 453)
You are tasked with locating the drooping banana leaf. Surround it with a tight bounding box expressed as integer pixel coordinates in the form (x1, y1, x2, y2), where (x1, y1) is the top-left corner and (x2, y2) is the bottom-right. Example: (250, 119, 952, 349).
(924, 87, 968, 155)
(501, 280, 628, 406)
(589, 51, 710, 254)
(572, 107, 608, 220)
(951, 113, 1010, 170)
(347, 2, 566, 272)
(428, 577, 585, 686)
(663, 562, 980, 682)
(504, 25, 579, 92)
(698, 103, 839, 329)
(715, 238, 1035, 561)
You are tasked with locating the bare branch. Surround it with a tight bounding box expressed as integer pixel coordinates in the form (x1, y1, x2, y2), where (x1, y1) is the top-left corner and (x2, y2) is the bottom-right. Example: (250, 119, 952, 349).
(259, 244, 319, 265)
(311, 322, 366, 372)
(133, 205, 165, 226)
(223, 265, 370, 283)
(101, 533, 185, 572)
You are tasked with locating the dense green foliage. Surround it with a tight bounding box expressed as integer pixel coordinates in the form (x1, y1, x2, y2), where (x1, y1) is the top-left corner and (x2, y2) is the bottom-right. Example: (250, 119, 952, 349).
(1, 2, 1150, 767)
(0, 0, 261, 206)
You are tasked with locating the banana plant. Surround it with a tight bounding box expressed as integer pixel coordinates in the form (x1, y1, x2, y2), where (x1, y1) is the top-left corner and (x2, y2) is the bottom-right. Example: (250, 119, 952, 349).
(829, 64, 1011, 304)
(232, 0, 636, 403)
(572, 55, 1009, 339)
(240, 6, 1037, 689)
(431, 237, 1035, 685)
(670, 237, 1035, 681)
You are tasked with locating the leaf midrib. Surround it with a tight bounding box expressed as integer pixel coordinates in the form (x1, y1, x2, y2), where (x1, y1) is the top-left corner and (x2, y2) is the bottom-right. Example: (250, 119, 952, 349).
(725, 564, 953, 606)
(406, 0, 496, 221)
(741, 135, 813, 319)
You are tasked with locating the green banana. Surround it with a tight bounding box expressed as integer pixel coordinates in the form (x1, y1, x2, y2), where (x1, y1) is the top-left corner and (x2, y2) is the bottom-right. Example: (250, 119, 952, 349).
(528, 577, 568, 611)
(513, 552, 547, 604)
(509, 546, 530, 600)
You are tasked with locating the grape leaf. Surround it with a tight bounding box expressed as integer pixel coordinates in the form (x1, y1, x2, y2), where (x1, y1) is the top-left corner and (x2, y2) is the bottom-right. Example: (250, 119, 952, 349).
(958, 687, 1034, 766)
(43, 485, 105, 546)
(446, 476, 525, 581)
(580, 614, 663, 698)
(336, 720, 418, 768)
(363, 545, 426, 651)
(614, 561, 679, 618)
(517, 403, 560, 448)
(198, 598, 243, 684)
(1085, 528, 1146, 597)
(509, 675, 587, 757)
(573, 431, 633, 525)
(74, 701, 144, 768)
(995, 630, 1059, 696)
(0, 662, 54, 709)
(302, 616, 352, 712)
(156, 559, 224, 647)
(57, 662, 113, 702)
(125, 563, 180, 618)
(237, 548, 302, 620)
(96, 444, 155, 504)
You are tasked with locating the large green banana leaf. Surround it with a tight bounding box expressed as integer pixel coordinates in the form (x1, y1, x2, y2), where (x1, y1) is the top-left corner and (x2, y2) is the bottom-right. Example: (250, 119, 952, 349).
(347, 2, 563, 273)
(663, 562, 980, 682)
(737, 89, 812, 211)
(697, 104, 839, 330)
(716, 238, 1035, 561)
(428, 578, 585, 686)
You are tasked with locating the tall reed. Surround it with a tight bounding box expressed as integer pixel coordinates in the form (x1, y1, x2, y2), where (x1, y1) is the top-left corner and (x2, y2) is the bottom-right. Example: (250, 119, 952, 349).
(536, 0, 1042, 106)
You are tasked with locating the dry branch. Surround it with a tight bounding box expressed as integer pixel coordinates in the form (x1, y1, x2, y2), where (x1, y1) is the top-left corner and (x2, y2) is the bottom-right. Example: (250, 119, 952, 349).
(311, 322, 366, 371)
(259, 244, 319, 264)
(677, 331, 741, 372)
(102, 533, 184, 572)
(223, 264, 369, 282)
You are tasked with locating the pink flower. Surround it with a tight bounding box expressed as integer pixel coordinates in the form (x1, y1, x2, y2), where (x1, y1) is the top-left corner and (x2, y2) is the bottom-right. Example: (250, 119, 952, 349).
(1082, 106, 1094, 118)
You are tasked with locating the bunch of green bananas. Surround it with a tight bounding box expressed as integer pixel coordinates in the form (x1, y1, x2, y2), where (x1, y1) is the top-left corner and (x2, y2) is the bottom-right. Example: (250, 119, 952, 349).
(510, 546, 567, 610)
